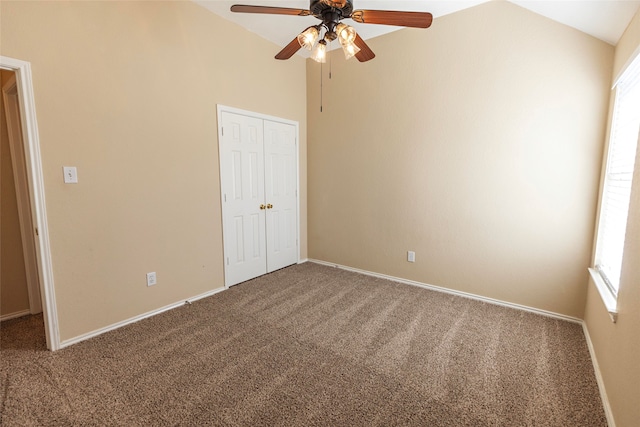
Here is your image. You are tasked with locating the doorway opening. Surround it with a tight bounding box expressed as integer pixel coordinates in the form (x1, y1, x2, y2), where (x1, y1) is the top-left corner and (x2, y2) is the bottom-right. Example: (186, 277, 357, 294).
(0, 56, 59, 350)
(2, 70, 42, 319)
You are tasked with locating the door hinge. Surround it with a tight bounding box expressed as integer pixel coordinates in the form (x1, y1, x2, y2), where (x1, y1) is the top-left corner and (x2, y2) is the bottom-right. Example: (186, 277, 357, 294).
(224, 193, 227, 202)
(226, 257, 229, 265)
(221, 127, 224, 137)
(35, 227, 39, 236)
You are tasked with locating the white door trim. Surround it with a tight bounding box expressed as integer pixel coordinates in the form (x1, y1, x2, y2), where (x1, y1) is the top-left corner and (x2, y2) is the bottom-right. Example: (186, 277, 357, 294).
(1, 56, 60, 350)
(2, 73, 43, 315)
(216, 104, 301, 288)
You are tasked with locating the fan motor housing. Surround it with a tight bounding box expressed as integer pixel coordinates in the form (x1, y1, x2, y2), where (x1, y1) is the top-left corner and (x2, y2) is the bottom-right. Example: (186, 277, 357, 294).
(310, 0, 353, 19)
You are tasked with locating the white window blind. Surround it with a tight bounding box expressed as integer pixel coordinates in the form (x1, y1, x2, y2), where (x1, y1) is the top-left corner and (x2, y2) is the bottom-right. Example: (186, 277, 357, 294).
(595, 56, 640, 295)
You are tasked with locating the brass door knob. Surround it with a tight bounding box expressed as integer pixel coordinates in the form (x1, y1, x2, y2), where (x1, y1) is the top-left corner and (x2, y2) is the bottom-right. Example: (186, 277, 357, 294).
(267, 204, 273, 209)
(260, 204, 266, 210)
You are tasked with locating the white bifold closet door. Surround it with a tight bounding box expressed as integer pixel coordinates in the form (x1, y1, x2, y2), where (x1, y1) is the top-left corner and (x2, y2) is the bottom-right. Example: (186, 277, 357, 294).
(219, 111, 298, 287)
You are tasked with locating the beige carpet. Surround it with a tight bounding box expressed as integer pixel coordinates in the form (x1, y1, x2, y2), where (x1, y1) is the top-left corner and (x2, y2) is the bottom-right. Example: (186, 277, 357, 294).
(1, 262, 606, 426)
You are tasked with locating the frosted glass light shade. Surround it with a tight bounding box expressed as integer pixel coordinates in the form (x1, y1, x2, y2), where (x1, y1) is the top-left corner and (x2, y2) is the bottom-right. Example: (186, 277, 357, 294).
(341, 41, 360, 60)
(297, 27, 319, 50)
(311, 40, 327, 63)
(336, 23, 357, 45)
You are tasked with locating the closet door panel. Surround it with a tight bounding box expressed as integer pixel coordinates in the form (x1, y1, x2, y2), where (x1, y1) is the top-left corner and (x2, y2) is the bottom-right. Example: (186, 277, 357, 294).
(220, 112, 267, 286)
(264, 120, 298, 272)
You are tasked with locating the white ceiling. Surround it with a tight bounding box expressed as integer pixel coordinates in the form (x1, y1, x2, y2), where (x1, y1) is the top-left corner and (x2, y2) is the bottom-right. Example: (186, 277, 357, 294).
(511, 0, 640, 44)
(194, 0, 640, 57)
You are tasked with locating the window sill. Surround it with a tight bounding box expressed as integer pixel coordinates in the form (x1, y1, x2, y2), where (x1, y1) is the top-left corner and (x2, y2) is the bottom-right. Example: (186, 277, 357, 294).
(588, 268, 618, 323)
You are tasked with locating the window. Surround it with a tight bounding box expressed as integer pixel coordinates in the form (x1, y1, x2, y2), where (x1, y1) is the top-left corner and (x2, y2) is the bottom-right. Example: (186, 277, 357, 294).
(592, 53, 640, 315)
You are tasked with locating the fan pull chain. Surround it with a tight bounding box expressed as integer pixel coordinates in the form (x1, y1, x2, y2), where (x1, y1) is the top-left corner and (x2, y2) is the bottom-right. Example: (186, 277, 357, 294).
(329, 41, 332, 80)
(320, 60, 323, 113)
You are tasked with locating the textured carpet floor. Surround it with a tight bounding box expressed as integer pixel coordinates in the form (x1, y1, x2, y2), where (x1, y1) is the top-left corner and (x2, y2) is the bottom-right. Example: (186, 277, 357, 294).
(1, 262, 606, 426)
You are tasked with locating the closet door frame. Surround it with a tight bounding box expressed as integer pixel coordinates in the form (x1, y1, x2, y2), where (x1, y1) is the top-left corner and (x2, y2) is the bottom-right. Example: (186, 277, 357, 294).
(216, 105, 300, 288)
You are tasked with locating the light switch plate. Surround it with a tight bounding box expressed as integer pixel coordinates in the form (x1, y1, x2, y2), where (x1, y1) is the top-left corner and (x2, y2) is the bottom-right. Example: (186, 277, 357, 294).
(63, 166, 78, 184)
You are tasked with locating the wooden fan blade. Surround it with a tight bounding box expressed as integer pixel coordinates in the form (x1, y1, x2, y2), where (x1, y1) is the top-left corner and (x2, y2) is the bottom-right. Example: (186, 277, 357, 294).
(354, 34, 375, 62)
(350, 10, 433, 28)
(231, 5, 310, 16)
(275, 35, 304, 60)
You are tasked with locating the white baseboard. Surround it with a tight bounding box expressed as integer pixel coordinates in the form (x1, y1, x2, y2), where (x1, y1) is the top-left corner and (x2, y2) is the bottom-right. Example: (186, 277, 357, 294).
(306, 259, 582, 324)
(0, 309, 31, 322)
(582, 323, 616, 427)
(60, 287, 226, 349)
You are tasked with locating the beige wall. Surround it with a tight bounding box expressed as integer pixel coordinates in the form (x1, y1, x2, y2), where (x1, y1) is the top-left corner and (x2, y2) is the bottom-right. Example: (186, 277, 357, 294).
(1, 69, 31, 317)
(307, 1, 613, 318)
(0, 0, 307, 341)
(584, 8, 640, 427)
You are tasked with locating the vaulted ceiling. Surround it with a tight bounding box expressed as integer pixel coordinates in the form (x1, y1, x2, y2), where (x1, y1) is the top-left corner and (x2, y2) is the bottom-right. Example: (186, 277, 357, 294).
(195, 0, 640, 57)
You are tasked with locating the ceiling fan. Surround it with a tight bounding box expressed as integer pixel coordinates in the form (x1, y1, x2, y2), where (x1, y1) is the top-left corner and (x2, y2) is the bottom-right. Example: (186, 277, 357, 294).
(230, 0, 433, 63)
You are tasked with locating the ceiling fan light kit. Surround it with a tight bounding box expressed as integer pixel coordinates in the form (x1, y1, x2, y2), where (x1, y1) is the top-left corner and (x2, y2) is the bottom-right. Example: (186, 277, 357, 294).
(311, 39, 328, 63)
(335, 23, 360, 59)
(298, 26, 320, 50)
(340, 40, 360, 60)
(230, 0, 433, 63)
(336, 23, 356, 44)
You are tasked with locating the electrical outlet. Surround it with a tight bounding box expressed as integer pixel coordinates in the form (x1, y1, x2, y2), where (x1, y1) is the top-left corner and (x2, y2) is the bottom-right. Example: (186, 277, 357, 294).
(408, 251, 416, 263)
(146, 272, 157, 287)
